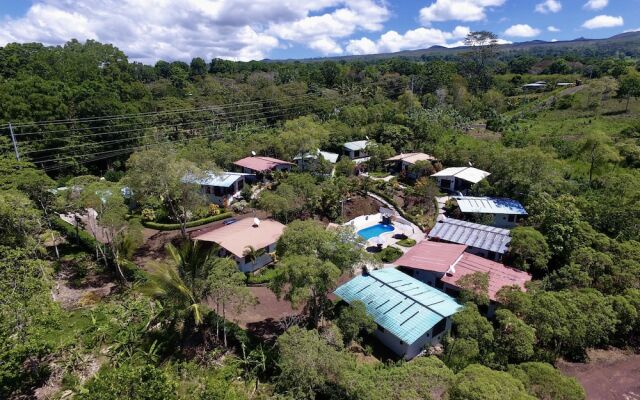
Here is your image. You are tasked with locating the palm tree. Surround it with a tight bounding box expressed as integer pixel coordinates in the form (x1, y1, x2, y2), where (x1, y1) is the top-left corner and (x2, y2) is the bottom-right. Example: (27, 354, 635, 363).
(243, 245, 266, 268)
(141, 260, 205, 327)
(166, 241, 215, 293)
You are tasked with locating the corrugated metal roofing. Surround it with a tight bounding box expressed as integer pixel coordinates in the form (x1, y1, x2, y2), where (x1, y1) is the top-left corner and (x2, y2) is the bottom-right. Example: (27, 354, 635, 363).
(440, 253, 531, 301)
(190, 172, 250, 188)
(343, 140, 369, 151)
(455, 197, 527, 215)
(395, 241, 467, 273)
(386, 152, 436, 164)
(293, 149, 339, 163)
(334, 268, 461, 345)
(428, 218, 511, 254)
(430, 167, 490, 184)
(233, 156, 294, 172)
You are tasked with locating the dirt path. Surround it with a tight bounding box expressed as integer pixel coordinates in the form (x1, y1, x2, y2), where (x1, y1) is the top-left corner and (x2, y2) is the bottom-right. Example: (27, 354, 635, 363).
(558, 349, 640, 400)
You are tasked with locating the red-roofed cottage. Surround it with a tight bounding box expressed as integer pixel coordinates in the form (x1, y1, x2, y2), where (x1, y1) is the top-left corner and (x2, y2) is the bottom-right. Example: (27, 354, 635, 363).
(233, 155, 294, 180)
(394, 240, 531, 316)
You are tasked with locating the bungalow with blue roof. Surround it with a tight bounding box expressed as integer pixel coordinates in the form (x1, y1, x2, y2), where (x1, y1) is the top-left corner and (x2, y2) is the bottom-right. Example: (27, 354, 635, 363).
(334, 268, 461, 360)
(190, 171, 252, 206)
(343, 140, 371, 163)
(453, 196, 527, 228)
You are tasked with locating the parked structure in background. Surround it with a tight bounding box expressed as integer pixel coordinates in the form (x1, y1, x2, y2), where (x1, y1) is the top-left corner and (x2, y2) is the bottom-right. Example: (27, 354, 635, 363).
(334, 268, 461, 360)
(522, 81, 547, 91)
(385, 152, 436, 178)
(189, 171, 251, 206)
(431, 166, 490, 193)
(293, 149, 339, 171)
(452, 196, 527, 228)
(193, 217, 285, 272)
(233, 155, 294, 180)
(394, 240, 531, 317)
(343, 140, 371, 163)
(428, 217, 511, 261)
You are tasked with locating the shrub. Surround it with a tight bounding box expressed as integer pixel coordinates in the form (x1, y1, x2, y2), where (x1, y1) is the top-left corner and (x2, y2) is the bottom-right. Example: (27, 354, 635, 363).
(231, 200, 248, 214)
(141, 212, 233, 230)
(208, 203, 221, 216)
(141, 208, 156, 221)
(396, 238, 416, 247)
(376, 246, 403, 263)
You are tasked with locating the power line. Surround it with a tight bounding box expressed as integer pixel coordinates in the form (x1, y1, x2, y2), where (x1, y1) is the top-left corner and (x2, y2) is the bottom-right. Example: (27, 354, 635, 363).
(34, 107, 307, 169)
(11, 92, 320, 137)
(19, 100, 312, 155)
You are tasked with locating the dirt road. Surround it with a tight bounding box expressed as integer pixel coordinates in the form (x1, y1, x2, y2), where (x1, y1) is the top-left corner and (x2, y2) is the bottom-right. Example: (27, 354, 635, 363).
(558, 349, 640, 400)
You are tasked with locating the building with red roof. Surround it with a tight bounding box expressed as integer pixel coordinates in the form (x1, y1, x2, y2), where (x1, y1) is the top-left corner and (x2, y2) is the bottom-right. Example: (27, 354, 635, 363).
(233, 155, 294, 176)
(394, 240, 531, 314)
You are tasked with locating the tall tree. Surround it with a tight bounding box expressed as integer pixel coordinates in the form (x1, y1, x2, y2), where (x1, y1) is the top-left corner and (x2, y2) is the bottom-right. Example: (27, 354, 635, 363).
(463, 31, 499, 93)
(270, 254, 341, 328)
(126, 147, 206, 238)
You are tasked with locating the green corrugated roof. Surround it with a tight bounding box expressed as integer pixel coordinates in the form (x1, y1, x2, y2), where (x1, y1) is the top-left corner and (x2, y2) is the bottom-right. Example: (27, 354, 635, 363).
(334, 268, 461, 345)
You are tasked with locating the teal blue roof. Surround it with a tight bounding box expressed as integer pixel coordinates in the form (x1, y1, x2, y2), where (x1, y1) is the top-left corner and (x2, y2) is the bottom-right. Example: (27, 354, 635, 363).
(334, 268, 461, 345)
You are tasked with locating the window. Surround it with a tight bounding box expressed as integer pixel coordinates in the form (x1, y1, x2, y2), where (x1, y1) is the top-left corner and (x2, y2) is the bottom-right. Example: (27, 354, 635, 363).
(507, 214, 516, 222)
(431, 318, 447, 337)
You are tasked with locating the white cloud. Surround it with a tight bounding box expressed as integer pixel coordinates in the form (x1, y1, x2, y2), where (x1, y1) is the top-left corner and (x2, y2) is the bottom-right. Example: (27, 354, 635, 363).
(346, 25, 473, 55)
(624, 27, 640, 33)
(0, 0, 390, 61)
(548, 26, 560, 32)
(504, 24, 541, 37)
(419, 0, 506, 24)
(583, 0, 608, 10)
(582, 14, 624, 29)
(535, 0, 562, 14)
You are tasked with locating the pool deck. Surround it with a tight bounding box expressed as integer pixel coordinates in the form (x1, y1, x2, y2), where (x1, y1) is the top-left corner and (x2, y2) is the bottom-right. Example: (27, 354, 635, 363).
(344, 213, 425, 253)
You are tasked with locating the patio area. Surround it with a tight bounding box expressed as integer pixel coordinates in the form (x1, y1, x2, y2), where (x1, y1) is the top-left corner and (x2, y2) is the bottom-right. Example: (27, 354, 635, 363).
(343, 212, 424, 253)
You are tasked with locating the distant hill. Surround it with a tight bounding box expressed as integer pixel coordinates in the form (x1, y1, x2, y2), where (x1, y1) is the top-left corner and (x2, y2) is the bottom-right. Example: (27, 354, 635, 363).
(277, 31, 640, 62)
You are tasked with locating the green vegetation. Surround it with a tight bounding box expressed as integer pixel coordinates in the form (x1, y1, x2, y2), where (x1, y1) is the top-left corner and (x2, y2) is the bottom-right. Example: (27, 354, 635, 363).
(3, 31, 640, 399)
(396, 238, 416, 247)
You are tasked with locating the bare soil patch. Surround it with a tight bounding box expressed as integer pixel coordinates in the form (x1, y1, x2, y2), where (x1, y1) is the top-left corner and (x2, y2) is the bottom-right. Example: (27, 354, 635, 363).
(557, 348, 640, 400)
(343, 195, 384, 221)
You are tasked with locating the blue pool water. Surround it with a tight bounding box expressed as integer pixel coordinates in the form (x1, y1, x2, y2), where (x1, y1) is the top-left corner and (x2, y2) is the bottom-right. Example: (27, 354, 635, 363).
(357, 223, 394, 240)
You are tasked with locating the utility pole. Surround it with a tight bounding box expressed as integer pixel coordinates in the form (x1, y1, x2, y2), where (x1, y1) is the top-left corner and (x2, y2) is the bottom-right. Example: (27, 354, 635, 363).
(9, 122, 20, 161)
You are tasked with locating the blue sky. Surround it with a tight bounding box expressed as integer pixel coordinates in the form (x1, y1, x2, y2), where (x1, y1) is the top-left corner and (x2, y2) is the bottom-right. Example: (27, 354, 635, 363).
(0, 0, 638, 63)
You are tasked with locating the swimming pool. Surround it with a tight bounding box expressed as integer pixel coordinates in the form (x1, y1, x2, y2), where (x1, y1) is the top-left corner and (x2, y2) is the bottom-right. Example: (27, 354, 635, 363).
(357, 223, 394, 240)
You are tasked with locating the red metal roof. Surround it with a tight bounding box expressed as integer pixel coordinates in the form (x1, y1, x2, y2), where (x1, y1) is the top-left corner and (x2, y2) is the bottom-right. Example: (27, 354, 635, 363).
(233, 156, 293, 172)
(395, 241, 467, 273)
(440, 253, 531, 301)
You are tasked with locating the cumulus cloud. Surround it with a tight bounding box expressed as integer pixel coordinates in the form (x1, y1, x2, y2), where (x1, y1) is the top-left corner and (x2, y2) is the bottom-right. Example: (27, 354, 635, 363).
(548, 26, 560, 32)
(346, 25, 472, 55)
(0, 0, 390, 61)
(582, 14, 624, 29)
(534, 0, 562, 14)
(583, 0, 608, 10)
(504, 24, 541, 37)
(419, 0, 506, 24)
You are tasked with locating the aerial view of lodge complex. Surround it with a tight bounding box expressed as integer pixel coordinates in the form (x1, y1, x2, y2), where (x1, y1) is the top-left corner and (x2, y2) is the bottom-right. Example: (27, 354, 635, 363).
(1, 0, 640, 399)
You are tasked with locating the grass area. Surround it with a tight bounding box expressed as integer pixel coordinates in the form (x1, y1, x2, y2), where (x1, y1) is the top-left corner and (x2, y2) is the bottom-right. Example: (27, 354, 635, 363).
(396, 238, 416, 247)
(368, 171, 391, 178)
(246, 265, 279, 285)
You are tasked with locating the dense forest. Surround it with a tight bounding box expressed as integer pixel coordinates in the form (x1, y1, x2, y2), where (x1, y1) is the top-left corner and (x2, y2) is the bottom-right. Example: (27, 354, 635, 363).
(1, 33, 640, 399)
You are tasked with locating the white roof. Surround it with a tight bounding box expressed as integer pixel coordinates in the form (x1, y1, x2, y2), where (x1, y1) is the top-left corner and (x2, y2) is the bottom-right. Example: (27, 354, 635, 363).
(454, 197, 527, 215)
(386, 152, 436, 164)
(187, 171, 252, 188)
(343, 140, 369, 151)
(293, 149, 339, 163)
(431, 167, 490, 184)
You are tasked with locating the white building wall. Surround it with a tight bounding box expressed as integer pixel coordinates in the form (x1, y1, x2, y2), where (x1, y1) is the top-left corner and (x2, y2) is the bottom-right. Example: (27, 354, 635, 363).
(374, 316, 454, 360)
